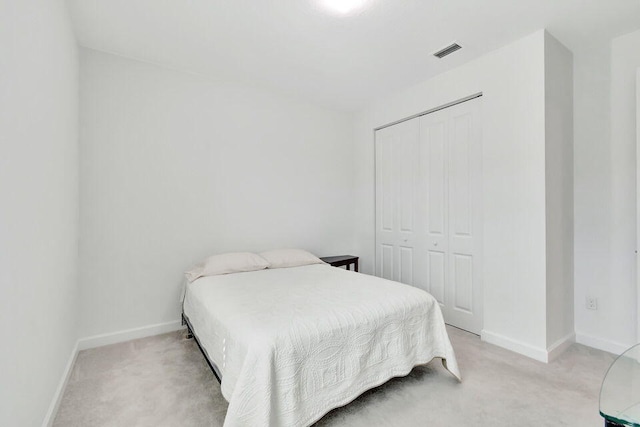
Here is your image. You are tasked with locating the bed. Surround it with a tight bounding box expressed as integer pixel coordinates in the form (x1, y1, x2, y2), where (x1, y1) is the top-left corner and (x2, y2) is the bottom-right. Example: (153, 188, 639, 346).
(182, 263, 460, 427)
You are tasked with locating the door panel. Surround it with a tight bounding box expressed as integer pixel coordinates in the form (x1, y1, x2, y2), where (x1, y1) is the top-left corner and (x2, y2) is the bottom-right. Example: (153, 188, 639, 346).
(375, 119, 419, 284)
(378, 137, 394, 232)
(444, 100, 483, 334)
(426, 121, 447, 236)
(399, 138, 415, 233)
(427, 250, 446, 304)
(380, 244, 394, 280)
(450, 113, 472, 237)
(420, 111, 450, 277)
(399, 246, 414, 285)
(452, 253, 473, 313)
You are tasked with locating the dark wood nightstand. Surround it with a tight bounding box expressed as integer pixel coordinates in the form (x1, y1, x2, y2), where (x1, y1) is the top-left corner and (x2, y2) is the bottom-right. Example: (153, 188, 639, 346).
(320, 255, 359, 272)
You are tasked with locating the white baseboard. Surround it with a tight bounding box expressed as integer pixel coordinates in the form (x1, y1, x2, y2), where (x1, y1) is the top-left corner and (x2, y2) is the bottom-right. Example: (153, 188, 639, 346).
(481, 330, 576, 363)
(78, 320, 185, 351)
(575, 332, 631, 355)
(43, 319, 186, 426)
(42, 341, 79, 427)
(546, 332, 575, 362)
(481, 330, 549, 362)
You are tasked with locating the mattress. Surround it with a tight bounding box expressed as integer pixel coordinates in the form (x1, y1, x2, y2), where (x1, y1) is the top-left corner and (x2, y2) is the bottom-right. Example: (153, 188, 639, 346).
(182, 264, 460, 427)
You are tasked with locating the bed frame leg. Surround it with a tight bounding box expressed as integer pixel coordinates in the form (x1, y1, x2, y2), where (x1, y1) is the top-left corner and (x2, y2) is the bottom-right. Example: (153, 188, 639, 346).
(182, 313, 194, 339)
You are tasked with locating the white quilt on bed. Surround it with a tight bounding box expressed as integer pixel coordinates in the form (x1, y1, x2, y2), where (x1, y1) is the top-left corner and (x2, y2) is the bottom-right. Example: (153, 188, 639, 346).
(183, 264, 460, 427)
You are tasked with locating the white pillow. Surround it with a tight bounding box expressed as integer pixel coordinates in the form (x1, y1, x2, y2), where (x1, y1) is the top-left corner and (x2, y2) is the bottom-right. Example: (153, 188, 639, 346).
(259, 248, 327, 269)
(185, 252, 270, 282)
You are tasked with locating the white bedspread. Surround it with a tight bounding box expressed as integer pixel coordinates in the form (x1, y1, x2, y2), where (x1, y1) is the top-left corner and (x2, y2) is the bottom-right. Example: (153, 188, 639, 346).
(183, 264, 460, 427)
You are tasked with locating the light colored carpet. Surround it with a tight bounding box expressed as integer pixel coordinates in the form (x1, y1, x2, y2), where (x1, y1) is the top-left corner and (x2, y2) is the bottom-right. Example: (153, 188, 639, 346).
(53, 326, 614, 426)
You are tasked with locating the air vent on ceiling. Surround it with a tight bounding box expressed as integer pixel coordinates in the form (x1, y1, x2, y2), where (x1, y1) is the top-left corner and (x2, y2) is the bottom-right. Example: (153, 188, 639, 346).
(433, 42, 462, 59)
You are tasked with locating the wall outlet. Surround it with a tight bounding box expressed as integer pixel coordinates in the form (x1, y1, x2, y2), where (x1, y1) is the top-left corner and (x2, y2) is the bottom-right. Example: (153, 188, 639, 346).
(586, 296, 598, 310)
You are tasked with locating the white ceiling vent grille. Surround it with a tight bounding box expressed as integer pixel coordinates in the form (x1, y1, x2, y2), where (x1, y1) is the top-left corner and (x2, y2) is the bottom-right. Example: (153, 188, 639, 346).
(433, 42, 462, 59)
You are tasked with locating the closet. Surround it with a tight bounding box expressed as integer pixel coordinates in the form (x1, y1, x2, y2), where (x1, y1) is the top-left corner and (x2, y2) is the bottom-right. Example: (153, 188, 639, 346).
(375, 97, 483, 334)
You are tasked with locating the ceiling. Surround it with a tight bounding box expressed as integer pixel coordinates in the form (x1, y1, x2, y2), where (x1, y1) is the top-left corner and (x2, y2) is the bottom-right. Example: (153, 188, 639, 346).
(67, 0, 640, 111)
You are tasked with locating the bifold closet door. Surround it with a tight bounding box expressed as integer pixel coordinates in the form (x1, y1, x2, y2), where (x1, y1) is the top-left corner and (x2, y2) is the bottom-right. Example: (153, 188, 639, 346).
(375, 98, 483, 335)
(418, 99, 482, 334)
(375, 118, 419, 285)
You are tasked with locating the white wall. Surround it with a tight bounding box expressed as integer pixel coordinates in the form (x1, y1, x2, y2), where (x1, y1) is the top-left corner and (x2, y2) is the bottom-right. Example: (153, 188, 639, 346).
(79, 49, 355, 337)
(610, 29, 640, 347)
(573, 42, 614, 352)
(355, 31, 552, 358)
(0, 1, 79, 426)
(574, 28, 640, 354)
(544, 33, 575, 348)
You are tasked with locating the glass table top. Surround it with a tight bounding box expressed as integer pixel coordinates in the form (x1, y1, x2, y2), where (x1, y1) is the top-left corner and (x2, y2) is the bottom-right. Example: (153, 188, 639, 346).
(601, 343, 640, 426)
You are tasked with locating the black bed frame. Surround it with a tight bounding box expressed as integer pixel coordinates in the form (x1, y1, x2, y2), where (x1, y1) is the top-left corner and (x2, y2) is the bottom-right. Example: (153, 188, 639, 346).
(182, 312, 222, 384)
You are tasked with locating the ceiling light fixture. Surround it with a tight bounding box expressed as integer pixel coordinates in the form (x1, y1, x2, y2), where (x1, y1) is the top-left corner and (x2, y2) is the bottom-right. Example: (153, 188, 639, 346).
(321, 0, 367, 15)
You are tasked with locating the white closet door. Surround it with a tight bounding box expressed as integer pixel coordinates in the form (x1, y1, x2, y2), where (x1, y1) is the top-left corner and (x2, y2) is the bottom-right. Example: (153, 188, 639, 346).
(375, 118, 419, 284)
(417, 108, 450, 310)
(421, 99, 482, 334)
(376, 97, 483, 335)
